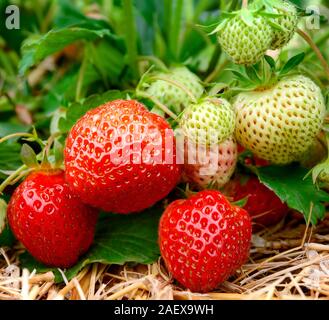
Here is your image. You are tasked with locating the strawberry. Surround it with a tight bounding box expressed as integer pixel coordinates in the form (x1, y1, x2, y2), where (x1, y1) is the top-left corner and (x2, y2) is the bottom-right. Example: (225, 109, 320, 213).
(234, 75, 326, 165)
(270, 1, 298, 50)
(7, 170, 98, 268)
(146, 67, 204, 114)
(159, 190, 252, 293)
(229, 176, 289, 229)
(64, 99, 182, 214)
(180, 98, 235, 146)
(183, 137, 238, 190)
(216, 10, 273, 65)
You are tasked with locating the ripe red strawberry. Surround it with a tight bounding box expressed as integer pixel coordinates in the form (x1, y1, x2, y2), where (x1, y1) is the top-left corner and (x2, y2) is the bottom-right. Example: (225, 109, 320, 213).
(7, 170, 98, 268)
(159, 190, 251, 293)
(230, 176, 289, 229)
(64, 99, 182, 214)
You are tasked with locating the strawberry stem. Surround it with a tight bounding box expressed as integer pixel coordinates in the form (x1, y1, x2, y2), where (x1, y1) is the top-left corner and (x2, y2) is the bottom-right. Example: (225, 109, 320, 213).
(76, 49, 88, 102)
(205, 59, 229, 83)
(122, 0, 139, 80)
(138, 56, 169, 72)
(169, 0, 184, 61)
(0, 165, 28, 195)
(136, 90, 178, 120)
(44, 132, 62, 161)
(149, 76, 198, 103)
(0, 133, 44, 148)
(297, 29, 329, 82)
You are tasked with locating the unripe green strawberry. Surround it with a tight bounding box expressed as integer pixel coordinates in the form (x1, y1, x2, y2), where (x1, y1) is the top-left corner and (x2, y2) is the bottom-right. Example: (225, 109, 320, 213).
(180, 98, 235, 146)
(234, 75, 326, 165)
(146, 67, 204, 114)
(270, 1, 298, 50)
(183, 137, 238, 190)
(217, 13, 273, 65)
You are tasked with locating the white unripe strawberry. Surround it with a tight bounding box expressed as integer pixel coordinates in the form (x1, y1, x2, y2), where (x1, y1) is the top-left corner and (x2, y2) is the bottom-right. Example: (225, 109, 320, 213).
(234, 75, 326, 165)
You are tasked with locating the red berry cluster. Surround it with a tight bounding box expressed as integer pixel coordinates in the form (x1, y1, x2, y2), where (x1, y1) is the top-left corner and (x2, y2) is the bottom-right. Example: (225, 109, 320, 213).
(7, 99, 286, 293)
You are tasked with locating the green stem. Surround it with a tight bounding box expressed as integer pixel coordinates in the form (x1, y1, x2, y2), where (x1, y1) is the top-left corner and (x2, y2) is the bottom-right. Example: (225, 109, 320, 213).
(138, 56, 169, 72)
(122, 0, 139, 80)
(205, 59, 229, 83)
(304, 29, 329, 56)
(169, 0, 184, 61)
(76, 49, 88, 102)
(44, 132, 62, 161)
(136, 91, 178, 120)
(149, 76, 198, 103)
(297, 29, 329, 82)
(206, 45, 222, 78)
(0, 165, 27, 195)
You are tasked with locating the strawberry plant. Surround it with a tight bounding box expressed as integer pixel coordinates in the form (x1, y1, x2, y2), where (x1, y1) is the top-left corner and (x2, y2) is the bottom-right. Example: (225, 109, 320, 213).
(1, 0, 329, 300)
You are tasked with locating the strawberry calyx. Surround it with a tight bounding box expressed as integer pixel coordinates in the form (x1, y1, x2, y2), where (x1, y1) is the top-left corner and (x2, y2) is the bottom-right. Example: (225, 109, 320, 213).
(0, 130, 63, 197)
(226, 52, 305, 94)
(209, 7, 286, 37)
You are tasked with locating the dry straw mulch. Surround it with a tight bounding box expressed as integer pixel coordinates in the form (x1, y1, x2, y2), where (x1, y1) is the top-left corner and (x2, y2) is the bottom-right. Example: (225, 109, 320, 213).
(1, 213, 329, 300)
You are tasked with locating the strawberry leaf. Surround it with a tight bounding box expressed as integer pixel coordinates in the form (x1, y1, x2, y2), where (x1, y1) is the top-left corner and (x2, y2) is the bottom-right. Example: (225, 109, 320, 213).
(19, 27, 116, 75)
(257, 165, 329, 225)
(20, 205, 163, 283)
(58, 90, 127, 133)
(0, 142, 22, 179)
(279, 53, 305, 76)
(264, 55, 276, 70)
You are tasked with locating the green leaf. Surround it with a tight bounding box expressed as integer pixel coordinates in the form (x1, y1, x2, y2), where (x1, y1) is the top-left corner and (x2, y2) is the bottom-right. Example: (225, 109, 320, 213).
(279, 52, 305, 76)
(264, 55, 276, 70)
(20, 206, 163, 283)
(257, 165, 329, 225)
(0, 225, 15, 248)
(58, 90, 127, 133)
(0, 142, 22, 178)
(0, 122, 30, 138)
(245, 66, 261, 83)
(19, 27, 113, 74)
(20, 144, 39, 168)
(54, 0, 111, 30)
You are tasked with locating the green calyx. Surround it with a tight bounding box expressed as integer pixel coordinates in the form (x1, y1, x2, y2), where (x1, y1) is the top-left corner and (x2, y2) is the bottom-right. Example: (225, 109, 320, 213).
(228, 52, 305, 94)
(0, 130, 63, 196)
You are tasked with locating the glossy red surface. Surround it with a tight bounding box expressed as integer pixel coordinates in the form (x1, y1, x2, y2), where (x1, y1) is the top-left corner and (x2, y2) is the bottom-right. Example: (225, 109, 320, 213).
(159, 190, 252, 293)
(7, 170, 98, 268)
(64, 100, 182, 214)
